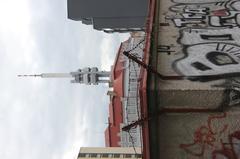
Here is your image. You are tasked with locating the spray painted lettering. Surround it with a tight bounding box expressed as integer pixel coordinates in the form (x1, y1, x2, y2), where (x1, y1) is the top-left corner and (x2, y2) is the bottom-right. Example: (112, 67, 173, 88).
(179, 28, 240, 45)
(157, 45, 175, 55)
(161, 0, 240, 157)
(180, 113, 240, 159)
(174, 43, 240, 77)
(214, 78, 240, 107)
(168, 0, 240, 83)
(168, 0, 240, 28)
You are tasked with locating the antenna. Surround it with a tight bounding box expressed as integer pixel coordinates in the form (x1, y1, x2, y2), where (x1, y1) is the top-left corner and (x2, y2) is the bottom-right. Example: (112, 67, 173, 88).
(18, 74, 42, 77)
(18, 73, 73, 78)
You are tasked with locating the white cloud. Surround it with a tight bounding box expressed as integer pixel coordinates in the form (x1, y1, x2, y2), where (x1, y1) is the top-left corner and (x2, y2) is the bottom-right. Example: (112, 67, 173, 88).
(0, 0, 30, 32)
(100, 34, 129, 70)
(0, 0, 130, 159)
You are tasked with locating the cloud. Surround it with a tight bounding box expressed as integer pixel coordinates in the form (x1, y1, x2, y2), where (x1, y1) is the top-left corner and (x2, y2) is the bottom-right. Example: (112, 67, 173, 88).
(0, 0, 130, 159)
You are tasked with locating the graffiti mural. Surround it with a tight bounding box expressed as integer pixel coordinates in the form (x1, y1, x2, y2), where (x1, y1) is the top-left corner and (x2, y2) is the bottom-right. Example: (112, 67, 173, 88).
(157, 45, 175, 55)
(155, 0, 240, 158)
(214, 78, 240, 106)
(178, 27, 240, 45)
(180, 113, 240, 159)
(167, 0, 240, 28)
(175, 27, 240, 78)
(161, 0, 240, 107)
(174, 42, 240, 76)
(161, 0, 240, 157)
(167, 0, 240, 78)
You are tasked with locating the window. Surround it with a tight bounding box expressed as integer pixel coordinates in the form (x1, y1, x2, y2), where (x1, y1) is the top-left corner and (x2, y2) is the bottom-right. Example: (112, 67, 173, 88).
(135, 154, 142, 158)
(113, 154, 120, 158)
(101, 153, 109, 158)
(78, 153, 86, 158)
(90, 154, 97, 158)
(124, 154, 132, 158)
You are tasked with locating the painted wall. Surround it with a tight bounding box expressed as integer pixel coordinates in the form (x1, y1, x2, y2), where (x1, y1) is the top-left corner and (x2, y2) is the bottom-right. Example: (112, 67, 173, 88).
(158, 112, 240, 158)
(156, 0, 240, 109)
(153, 0, 240, 158)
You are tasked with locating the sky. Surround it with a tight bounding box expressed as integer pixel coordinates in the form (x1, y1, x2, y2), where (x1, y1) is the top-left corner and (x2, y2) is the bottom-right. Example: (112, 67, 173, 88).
(0, 0, 129, 159)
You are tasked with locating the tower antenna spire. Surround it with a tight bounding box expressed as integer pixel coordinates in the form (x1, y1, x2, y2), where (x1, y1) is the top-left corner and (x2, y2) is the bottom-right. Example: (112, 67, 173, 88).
(18, 74, 42, 77)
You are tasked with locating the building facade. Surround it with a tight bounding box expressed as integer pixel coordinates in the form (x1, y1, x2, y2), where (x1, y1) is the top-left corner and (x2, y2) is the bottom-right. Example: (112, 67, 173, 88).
(105, 32, 145, 147)
(143, 0, 240, 158)
(67, 0, 148, 33)
(77, 147, 142, 159)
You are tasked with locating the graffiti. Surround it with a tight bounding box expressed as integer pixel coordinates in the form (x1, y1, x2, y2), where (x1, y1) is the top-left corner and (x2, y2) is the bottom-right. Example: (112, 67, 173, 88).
(163, 0, 240, 107)
(157, 45, 175, 55)
(215, 1, 226, 6)
(228, 1, 240, 11)
(180, 113, 240, 158)
(212, 131, 240, 159)
(209, 12, 240, 28)
(200, 34, 233, 40)
(174, 43, 240, 77)
(168, 0, 240, 80)
(179, 28, 240, 45)
(170, 8, 208, 27)
(228, 79, 240, 106)
(157, 0, 240, 158)
(214, 78, 240, 106)
(168, 0, 240, 28)
(159, 23, 170, 26)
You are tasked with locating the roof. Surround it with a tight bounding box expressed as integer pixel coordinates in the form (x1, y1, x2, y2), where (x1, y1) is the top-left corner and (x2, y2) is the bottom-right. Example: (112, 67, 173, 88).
(105, 34, 151, 149)
(105, 42, 127, 147)
(111, 43, 124, 96)
(104, 97, 123, 147)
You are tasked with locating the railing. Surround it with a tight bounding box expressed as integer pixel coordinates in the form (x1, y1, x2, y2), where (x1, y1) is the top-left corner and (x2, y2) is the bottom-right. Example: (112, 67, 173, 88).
(121, 0, 156, 157)
(121, 37, 145, 148)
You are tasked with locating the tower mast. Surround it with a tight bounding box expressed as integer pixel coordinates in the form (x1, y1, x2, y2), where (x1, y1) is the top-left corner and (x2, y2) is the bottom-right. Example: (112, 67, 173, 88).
(18, 73, 72, 78)
(18, 67, 110, 85)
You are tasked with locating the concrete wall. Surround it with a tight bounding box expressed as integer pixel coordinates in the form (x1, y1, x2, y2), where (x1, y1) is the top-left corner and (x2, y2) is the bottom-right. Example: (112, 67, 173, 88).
(149, 0, 240, 158)
(157, 112, 240, 158)
(155, 0, 240, 109)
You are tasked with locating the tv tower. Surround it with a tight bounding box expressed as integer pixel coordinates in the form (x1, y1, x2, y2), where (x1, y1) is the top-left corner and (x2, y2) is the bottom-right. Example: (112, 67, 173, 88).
(18, 67, 110, 85)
